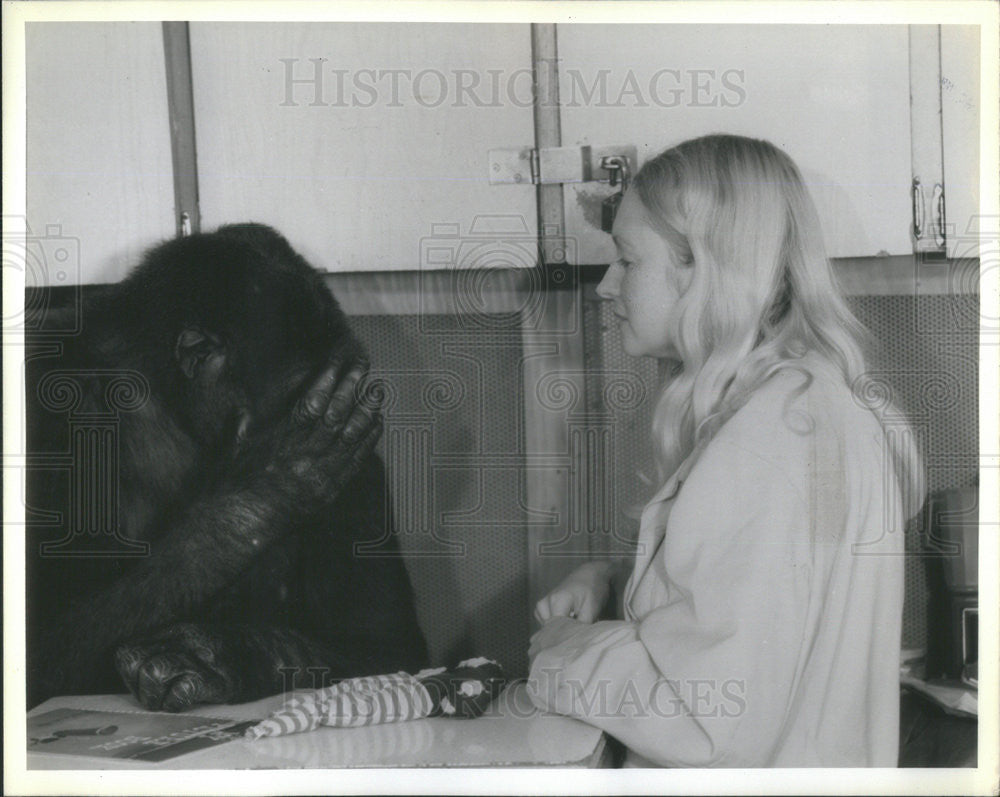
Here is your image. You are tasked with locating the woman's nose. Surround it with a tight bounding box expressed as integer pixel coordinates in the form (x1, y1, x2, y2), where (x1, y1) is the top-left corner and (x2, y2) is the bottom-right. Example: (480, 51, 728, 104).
(595, 262, 621, 300)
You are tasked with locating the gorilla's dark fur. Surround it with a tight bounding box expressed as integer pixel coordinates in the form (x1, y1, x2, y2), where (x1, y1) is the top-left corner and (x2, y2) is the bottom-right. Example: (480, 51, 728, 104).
(26, 224, 427, 711)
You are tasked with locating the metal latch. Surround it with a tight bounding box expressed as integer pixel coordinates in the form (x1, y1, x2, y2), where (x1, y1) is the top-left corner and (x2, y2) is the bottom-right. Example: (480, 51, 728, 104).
(600, 155, 631, 234)
(488, 145, 637, 187)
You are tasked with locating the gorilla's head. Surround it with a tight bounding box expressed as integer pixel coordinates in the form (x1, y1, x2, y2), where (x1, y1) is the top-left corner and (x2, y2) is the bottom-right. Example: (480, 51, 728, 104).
(119, 224, 360, 449)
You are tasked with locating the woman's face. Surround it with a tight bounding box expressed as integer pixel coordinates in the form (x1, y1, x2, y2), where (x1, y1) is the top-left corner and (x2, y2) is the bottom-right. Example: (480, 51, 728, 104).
(596, 190, 694, 360)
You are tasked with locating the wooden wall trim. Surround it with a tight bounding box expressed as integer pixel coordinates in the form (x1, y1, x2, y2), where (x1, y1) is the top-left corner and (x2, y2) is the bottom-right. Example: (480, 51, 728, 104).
(162, 22, 201, 236)
(323, 268, 533, 316)
(523, 23, 591, 609)
(832, 255, 979, 297)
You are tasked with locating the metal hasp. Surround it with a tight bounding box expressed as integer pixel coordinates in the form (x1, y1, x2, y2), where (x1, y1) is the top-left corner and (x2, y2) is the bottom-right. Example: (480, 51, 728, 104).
(489, 144, 638, 189)
(599, 155, 631, 234)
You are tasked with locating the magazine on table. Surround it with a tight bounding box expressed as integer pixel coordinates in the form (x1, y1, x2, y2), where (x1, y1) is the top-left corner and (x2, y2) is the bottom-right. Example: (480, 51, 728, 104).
(27, 707, 257, 762)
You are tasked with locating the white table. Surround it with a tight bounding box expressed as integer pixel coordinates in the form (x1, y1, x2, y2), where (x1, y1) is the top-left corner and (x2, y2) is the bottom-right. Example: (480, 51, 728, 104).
(27, 682, 610, 769)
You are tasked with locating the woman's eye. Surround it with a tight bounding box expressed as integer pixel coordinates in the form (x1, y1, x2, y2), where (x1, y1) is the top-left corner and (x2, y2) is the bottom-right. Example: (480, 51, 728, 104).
(616, 258, 633, 269)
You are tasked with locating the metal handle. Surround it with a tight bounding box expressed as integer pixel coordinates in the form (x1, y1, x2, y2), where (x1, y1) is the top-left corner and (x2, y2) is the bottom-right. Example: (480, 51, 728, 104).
(911, 178, 925, 240)
(932, 183, 946, 248)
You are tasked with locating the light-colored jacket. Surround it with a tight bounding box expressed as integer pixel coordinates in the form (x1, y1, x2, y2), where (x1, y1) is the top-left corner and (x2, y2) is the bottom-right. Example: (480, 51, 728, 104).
(528, 360, 905, 767)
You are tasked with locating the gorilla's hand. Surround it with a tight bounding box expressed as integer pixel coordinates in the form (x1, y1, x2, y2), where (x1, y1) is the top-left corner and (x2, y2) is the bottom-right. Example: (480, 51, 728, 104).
(115, 624, 238, 711)
(260, 354, 383, 506)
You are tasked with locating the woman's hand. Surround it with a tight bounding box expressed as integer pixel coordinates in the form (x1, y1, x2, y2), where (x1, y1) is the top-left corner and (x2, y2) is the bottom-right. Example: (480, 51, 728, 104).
(533, 561, 615, 625)
(528, 616, 582, 663)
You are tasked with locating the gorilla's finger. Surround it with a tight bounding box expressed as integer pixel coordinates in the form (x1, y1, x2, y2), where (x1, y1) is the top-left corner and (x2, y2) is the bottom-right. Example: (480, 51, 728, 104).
(161, 672, 204, 712)
(116, 632, 182, 674)
(117, 641, 178, 702)
(162, 669, 228, 712)
(349, 414, 384, 467)
(296, 355, 347, 421)
(323, 364, 368, 429)
(115, 645, 144, 685)
(115, 647, 144, 701)
(136, 653, 186, 710)
(325, 413, 382, 489)
(339, 399, 379, 445)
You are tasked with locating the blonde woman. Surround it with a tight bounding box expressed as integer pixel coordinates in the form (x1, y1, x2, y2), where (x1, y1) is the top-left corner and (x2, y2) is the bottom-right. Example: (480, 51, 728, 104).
(528, 134, 924, 767)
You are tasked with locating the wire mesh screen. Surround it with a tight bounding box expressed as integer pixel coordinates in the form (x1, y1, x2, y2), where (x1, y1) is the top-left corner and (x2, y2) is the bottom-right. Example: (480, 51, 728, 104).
(849, 294, 979, 648)
(351, 314, 531, 679)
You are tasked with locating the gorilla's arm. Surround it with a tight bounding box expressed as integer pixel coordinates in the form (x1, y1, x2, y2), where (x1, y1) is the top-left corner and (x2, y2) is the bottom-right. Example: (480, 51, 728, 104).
(28, 359, 384, 706)
(112, 457, 427, 712)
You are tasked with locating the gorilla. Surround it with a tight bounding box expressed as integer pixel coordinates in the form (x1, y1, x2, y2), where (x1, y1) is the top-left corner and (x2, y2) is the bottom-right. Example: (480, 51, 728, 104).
(25, 223, 428, 711)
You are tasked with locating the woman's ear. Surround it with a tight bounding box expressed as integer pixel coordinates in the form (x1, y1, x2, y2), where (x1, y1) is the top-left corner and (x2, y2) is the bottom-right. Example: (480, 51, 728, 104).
(174, 327, 225, 380)
(672, 254, 697, 296)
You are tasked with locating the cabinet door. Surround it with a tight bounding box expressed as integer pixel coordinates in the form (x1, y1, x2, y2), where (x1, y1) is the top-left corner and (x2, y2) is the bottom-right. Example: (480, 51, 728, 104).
(189, 23, 536, 272)
(557, 24, 913, 263)
(26, 22, 176, 285)
(941, 25, 981, 261)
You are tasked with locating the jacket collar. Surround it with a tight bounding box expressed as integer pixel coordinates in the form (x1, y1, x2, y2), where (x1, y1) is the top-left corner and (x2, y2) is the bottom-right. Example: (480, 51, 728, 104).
(625, 441, 709, 617)
(643, 439, 708, 508)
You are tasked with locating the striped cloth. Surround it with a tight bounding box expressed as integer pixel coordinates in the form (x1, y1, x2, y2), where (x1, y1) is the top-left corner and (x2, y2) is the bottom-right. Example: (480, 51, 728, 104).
(245, 672, 435, 740)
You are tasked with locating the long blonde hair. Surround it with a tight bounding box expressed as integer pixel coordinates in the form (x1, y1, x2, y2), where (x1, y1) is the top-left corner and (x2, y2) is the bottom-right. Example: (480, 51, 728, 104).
(633, 134, 924, 517)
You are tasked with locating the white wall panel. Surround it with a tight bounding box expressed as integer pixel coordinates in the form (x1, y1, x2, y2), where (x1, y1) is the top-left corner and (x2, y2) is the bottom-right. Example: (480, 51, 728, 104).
(26, 22, 175, 285)
(190, 23, 537, 272)
(557, 24, 914, 262)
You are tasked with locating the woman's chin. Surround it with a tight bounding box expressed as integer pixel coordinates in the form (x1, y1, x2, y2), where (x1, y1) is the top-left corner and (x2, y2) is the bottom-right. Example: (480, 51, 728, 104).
(621, 335, 675, 361)
(620, 340, 642, 358)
